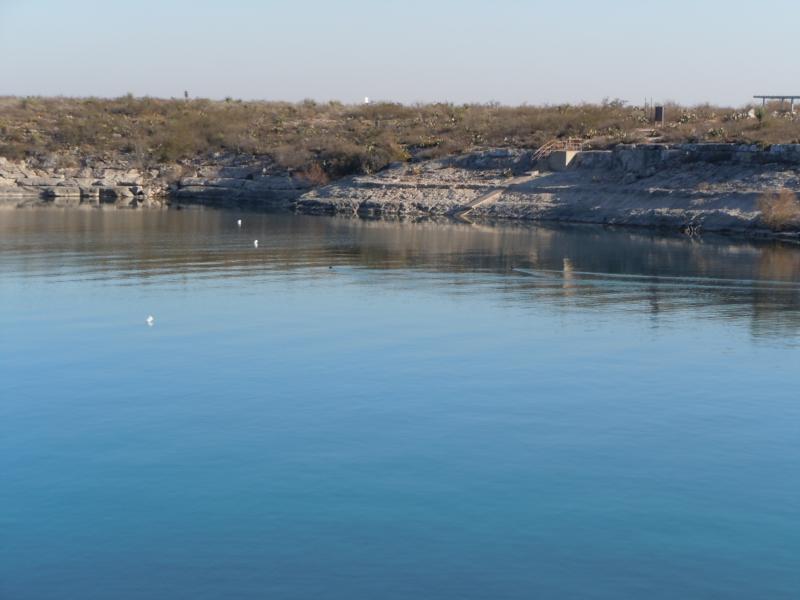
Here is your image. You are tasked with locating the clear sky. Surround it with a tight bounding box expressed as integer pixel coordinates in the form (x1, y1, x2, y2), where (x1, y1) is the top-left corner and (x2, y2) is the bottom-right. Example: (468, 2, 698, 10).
(1, 0, 797, 106)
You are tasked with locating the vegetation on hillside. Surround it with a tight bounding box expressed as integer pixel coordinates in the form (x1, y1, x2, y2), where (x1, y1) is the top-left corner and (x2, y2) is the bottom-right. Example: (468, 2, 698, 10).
(2, 96, 800, 178)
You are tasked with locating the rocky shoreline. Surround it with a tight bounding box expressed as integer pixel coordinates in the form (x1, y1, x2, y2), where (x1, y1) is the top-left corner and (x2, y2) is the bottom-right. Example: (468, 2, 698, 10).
(296, 144, 800, 237)
(0, 154, 310, 209)
(2, 144, 800, 238)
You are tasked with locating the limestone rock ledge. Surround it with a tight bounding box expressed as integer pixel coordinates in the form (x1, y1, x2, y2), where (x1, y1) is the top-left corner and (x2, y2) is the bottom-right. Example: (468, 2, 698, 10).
(295, 145, 800, 236)
(0, 154, 311, 209)
(0, 156, 167, 208)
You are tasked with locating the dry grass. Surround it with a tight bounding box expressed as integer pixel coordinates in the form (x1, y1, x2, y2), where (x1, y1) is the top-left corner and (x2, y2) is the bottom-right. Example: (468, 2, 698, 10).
(2, 96, 800, 178)
(758, 189, 800, 230)
(296, 162, 330, 186)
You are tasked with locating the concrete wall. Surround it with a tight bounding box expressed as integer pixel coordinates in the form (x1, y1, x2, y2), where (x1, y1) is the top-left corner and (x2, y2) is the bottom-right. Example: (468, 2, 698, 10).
(569, 143, 800, 175)
(548, 150, 579, 171)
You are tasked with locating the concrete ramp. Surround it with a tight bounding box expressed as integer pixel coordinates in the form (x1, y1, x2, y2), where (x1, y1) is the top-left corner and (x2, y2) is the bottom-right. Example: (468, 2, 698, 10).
(548, 150, 579, 171)
(454, 188, 505, 220)
(453, 172, 541, 221)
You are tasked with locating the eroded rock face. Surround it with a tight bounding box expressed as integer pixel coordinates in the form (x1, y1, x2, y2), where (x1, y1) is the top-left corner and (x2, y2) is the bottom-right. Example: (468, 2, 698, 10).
(0, 157, 154, 207)
(42, 186, 81, 198)
(3, 145, 800, 237)
(0, 153, 300, 209)
(170, 171, 312, 207)
(295, 145, 800, 236)
(17, 176, 66, 187)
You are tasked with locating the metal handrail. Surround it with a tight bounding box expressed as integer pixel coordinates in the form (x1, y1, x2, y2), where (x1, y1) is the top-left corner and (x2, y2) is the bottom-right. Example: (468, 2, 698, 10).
(532, 138, 584, 161)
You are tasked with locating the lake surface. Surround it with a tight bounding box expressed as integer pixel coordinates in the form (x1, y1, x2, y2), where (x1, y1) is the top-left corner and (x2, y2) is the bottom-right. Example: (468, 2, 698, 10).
(1, 207, 799, 599)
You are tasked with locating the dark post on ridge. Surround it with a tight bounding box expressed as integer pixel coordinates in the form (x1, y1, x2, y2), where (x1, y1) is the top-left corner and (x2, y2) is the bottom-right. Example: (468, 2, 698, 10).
(654, 105, 665, 126)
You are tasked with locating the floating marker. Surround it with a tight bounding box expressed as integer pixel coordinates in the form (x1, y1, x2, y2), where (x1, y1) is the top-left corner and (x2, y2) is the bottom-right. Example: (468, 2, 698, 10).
(253, 240, 259, 248)
(146, 315, 155, 327)
(237, 219, 242, 227)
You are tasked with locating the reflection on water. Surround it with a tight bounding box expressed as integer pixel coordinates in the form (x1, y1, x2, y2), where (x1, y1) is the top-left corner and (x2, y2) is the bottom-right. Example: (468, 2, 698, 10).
(2, 207, 800, 342)
(2, 206, 800, 600)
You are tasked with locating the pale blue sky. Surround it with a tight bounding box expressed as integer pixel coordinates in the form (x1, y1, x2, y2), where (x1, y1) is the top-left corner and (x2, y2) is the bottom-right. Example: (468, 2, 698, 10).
(1, 0, 797, 105)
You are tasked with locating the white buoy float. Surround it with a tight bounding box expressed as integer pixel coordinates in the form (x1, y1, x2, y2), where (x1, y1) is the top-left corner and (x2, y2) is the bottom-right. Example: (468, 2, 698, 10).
(146, 315, 155, 327)
(253, 240, 259, 248)
(237, 219, 242, 227)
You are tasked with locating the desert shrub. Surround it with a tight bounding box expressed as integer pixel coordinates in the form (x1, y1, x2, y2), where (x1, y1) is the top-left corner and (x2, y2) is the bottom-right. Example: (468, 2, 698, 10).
(0, 142, 27, 160)
(317, 140, 370, 177)
(296, 162, 330, 185)
(758, 189, 800, 230)
(2, 96, 800, 180)
(273, 145, 314, 170)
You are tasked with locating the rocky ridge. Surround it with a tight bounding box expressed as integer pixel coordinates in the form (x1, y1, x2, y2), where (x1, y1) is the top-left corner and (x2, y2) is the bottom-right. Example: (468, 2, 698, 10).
(0, 153, 311, 209)
(295, 144, 800, 235)
(2, 144, 800, 237)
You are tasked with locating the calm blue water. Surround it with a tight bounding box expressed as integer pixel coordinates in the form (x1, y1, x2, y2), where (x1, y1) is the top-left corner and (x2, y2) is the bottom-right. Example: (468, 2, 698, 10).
(1, 208, 799, 599)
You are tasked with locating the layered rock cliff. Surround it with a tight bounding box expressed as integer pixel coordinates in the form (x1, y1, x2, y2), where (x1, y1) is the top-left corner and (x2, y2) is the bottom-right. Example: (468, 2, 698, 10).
(295, 145, 800, 236)
(0, 154, 310, 209)
(2, 144, 800, 238)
